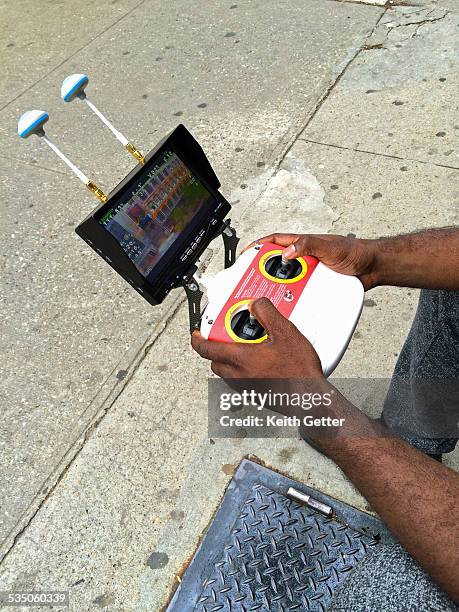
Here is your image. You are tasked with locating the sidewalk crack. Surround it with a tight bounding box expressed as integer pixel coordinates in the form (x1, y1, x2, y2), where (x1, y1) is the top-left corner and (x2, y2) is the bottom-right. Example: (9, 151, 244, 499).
(274, 6, 389, 172)
(0, 294, 184, 565)
(0, 153, 68, 177)
(387, 12, 448, 37)
(0, 0, 150, 113)
(298, 138, 459, 171)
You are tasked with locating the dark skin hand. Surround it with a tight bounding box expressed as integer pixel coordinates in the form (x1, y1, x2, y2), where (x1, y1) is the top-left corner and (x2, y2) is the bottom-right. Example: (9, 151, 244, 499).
(192, 297, 322, 380)
(245, 227, 459, 290)
(192, 298, 459, 602)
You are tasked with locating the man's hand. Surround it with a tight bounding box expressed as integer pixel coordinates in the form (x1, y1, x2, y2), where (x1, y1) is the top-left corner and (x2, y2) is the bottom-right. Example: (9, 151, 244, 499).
(191, 292, 459, 602)
(245, 233, 378, 290)
(191, 297, 323, 379)
(246, 228, 459, 291)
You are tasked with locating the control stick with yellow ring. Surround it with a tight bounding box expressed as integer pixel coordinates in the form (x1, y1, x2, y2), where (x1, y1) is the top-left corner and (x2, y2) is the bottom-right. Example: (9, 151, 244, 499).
(200, 241, 364, 377)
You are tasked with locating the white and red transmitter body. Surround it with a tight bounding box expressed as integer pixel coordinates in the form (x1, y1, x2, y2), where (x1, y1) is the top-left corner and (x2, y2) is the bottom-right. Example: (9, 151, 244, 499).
(200, 242, 364, 376)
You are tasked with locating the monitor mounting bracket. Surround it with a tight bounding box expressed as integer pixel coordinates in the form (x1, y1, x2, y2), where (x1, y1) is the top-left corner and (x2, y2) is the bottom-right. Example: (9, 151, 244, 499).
(183, 220, 239, 334)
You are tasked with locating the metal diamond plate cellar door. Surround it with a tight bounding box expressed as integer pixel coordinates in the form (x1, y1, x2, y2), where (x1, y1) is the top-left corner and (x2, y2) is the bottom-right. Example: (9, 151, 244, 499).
(167, 460, 393, 611)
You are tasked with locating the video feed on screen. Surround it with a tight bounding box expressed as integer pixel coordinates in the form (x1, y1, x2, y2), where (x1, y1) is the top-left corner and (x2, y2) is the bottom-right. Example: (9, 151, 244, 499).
(99, 149, 214, 277)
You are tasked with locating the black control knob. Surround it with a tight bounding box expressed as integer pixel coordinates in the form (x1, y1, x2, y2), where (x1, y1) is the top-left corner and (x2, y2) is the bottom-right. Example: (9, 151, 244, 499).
(231, 309, 266, 340)
(265, 255, 302, 280)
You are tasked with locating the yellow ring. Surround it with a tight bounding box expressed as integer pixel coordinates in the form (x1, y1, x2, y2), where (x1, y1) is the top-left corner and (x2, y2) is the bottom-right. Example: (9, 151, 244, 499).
(258, 250, 307, 283)
(224, 300, 268, 344)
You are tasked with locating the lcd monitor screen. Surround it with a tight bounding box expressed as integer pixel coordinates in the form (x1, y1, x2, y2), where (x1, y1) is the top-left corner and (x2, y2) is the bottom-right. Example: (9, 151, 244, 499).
(98, 148, 215, 278)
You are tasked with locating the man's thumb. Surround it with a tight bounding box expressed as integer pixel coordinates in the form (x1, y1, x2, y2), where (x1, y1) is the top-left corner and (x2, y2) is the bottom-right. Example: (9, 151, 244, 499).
(248, 297, 286, 337)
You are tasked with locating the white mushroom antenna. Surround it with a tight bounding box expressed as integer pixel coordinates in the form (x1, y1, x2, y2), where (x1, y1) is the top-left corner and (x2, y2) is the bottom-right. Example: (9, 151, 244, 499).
(61, 73, 145, 165)
(17, 109, 49, 139)
(17, 109, 107, 203)
(61, 73, 89, 102)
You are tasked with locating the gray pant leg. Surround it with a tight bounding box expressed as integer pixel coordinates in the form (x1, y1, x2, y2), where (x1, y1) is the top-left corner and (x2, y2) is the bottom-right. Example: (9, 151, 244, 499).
(383, 289, 459, 454)
(329, 291, 458, 610)
(329, 544, 456, 612)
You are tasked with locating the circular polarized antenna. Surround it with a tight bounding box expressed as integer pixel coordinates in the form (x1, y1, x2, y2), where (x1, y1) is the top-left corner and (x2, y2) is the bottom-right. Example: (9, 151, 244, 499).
(17, 110, 49, 138)
(61, 73, 89, 102)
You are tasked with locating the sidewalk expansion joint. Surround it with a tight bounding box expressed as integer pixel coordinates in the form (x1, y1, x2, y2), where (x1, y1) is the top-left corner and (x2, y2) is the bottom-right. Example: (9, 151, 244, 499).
(0, 153, 69, 177)
(0, 0, 150, 113)
(298, 138, 459, 171)
(0, 294, 185, 566)
(273, 6, 388, 174)
(0, 1, 389, 566)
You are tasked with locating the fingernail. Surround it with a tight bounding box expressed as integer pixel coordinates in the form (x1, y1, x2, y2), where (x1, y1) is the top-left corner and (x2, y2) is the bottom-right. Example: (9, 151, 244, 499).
(282, 245, 296, 258)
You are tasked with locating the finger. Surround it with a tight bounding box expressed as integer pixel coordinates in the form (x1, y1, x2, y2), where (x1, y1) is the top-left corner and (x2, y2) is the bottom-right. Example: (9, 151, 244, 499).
(248, 297, 289, 338)
(211, 361, 240, 379)
(242, 233, 300, 253)
(282, 234, 338, 259)
(191, 332, 242, 364)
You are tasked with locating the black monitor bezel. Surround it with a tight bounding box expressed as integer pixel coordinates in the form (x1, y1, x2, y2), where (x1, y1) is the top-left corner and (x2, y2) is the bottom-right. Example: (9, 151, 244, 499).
(75, 125, 231, 305)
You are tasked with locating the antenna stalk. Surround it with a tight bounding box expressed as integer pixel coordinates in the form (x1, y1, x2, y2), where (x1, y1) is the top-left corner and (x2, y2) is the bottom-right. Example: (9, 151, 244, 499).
(42, 135, 107, 203)
(83, 98, 144, 165)
(84, 98, 128, 145)
(42, 135, 88, 184)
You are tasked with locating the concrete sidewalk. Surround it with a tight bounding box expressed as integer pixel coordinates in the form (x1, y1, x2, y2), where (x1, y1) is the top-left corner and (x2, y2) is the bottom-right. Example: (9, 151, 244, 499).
(0, 1, 458, 610)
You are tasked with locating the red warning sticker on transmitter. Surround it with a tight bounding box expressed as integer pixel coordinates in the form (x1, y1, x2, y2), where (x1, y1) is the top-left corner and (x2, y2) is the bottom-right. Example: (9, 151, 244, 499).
(208, 242, 318, 343)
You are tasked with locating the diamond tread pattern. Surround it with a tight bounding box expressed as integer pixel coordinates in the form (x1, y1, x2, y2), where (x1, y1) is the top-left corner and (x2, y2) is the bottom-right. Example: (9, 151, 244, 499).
(196, 484, 379, 611)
